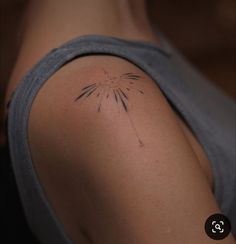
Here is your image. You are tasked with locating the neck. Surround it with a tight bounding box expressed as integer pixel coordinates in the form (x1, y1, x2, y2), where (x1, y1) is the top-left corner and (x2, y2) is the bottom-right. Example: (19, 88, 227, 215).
(9, 0, 159, 85)
(22, 0, 157, 43)
(3, 0, 159, 144)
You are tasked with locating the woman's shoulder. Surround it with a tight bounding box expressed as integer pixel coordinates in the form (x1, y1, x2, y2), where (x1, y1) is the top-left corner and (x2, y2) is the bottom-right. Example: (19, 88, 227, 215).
(23, 55, 230, 243)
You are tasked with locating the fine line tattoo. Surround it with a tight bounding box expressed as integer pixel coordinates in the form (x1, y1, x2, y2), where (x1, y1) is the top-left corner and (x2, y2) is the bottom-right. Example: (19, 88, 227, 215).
(74, 68, 144, 147)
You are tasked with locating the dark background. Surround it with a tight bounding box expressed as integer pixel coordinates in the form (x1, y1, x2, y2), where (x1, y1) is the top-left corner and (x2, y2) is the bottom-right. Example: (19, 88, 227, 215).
(148, 0, 236, 98)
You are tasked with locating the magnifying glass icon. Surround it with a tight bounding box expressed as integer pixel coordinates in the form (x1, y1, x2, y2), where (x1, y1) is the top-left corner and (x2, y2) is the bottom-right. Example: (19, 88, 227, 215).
(205, 213, 230, 239)
(215, 224, 221, 231)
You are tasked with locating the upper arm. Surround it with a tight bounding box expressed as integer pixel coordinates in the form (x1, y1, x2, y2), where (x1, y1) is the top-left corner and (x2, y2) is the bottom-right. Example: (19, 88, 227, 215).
(28, 56, 235, 243)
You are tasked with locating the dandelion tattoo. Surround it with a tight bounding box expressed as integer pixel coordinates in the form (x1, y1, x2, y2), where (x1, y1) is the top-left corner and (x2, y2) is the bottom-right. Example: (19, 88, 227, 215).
(74, 68, 145, 147)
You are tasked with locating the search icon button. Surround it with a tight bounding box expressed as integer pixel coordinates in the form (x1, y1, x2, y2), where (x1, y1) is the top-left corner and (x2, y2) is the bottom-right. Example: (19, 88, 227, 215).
(205, 213, 231, 240)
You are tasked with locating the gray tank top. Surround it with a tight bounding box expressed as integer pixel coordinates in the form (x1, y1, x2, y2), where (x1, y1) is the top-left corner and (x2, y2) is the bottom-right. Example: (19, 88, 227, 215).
(7, 33, 236, 243)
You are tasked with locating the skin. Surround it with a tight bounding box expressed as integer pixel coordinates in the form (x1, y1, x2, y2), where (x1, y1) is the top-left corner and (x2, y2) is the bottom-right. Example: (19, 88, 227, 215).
(3, 0, 236, 243)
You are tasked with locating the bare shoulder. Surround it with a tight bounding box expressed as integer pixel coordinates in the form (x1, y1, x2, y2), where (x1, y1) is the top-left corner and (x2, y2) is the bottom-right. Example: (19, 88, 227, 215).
(28, 56, 235, 243)
(29, 55, 177, 158)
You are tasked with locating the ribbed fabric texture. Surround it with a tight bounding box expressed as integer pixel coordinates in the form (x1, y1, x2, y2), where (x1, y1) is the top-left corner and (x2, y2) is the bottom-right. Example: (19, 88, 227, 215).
(7, 33, 236, 243)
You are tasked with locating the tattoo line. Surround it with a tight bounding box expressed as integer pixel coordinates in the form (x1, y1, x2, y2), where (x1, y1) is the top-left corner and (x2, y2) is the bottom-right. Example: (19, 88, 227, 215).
(74, 68, 144, 147)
